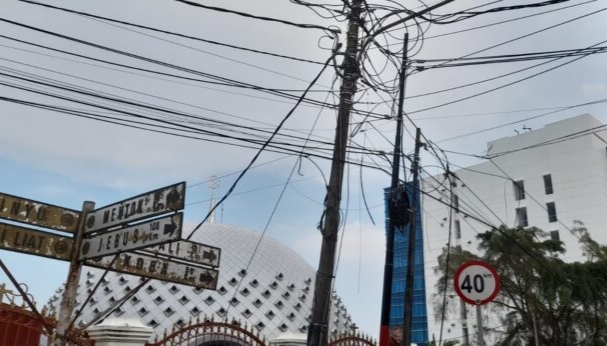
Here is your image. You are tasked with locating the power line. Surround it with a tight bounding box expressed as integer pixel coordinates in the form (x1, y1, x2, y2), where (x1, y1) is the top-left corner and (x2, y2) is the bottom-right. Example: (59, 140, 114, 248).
(420, 0, 596, 41)
(185, 55, 334, 240)
(18, 0, 326, 65)
(436, 98, 607, 143)
(0, 34, 390, 120)
(407, 6, 607, 76)
(408, 38, 607, 115)
(175, 0, 340, 34)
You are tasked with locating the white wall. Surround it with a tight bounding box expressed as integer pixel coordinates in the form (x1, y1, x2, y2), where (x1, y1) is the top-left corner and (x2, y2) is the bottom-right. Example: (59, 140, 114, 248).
(421, 114, 607, 343)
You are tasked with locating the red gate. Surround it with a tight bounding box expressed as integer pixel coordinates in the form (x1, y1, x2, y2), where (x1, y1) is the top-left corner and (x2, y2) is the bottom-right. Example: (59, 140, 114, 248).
(146, 319, 266, 346)
(329, 333, 376, 346)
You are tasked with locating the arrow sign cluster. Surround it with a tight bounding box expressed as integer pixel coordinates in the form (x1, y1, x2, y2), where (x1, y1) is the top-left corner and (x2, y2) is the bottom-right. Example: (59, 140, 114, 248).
(0, 181, 222, 291)
(78, 181, 221, 289)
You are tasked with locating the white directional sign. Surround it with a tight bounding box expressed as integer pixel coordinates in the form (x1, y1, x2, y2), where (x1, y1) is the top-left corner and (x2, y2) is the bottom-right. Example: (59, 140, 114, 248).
(139, 239, 221, 268)
(0, 192, 81, 233)
(454, 260, 500, 305)
(0, 221, 74, 261)
(79, 213, 183, 260)
(84, 182, 185, 233)
(84, 251, 219, 289)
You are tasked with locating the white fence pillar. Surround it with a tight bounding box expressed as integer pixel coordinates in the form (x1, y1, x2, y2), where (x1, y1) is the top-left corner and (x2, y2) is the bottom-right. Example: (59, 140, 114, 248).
(87, 318, 153, 346)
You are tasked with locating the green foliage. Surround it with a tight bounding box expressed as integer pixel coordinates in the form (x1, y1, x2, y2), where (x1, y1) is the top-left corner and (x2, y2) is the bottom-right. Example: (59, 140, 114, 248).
(434, 223, 607, 346)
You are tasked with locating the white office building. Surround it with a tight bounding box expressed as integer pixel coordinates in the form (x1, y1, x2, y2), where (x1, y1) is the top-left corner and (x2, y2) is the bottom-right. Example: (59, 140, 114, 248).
(421, 114, 607, 342)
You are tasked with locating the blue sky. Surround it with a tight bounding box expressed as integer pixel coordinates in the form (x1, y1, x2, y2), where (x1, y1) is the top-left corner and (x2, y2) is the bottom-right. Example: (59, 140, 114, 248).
(1, 0, 607, 339)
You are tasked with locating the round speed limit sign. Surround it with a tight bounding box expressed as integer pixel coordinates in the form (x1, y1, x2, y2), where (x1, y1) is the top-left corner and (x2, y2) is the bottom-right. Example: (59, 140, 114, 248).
(454, 260, 500, 305)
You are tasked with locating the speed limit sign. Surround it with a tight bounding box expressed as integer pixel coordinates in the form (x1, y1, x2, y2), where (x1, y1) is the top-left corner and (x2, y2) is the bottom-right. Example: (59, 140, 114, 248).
(454, 260, 500, 305)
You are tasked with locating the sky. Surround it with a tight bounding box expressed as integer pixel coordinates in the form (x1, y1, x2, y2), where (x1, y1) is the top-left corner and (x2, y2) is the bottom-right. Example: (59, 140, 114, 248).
(0, 0, 606, 340)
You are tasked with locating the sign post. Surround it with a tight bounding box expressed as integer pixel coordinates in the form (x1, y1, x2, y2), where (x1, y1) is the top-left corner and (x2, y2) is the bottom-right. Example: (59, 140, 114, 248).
(454, 260, 500, 346)
(54, 201, 95, 346)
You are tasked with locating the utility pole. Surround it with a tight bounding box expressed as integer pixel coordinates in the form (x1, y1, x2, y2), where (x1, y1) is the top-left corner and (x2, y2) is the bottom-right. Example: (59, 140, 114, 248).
(307, 0, 362, 345)
(379, 32, 408, 346)
(402, 127, 422, 346)
(53, 201, 95, 346)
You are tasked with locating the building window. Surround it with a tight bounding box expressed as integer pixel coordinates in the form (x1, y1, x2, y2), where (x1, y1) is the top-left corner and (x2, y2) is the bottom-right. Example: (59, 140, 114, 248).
(454, 220, 461, 240)
(515, 207, 528, 227)
(543, 174, 553, 195)
(451, 194, 459, 213)
(550, 230, 560, 242)
(513, 180, 525, 200)
(547, 202, 557, 223)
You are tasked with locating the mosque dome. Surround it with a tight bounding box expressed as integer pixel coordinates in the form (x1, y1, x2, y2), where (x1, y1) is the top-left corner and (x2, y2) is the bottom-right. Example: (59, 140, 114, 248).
(46, 223, 354, 342)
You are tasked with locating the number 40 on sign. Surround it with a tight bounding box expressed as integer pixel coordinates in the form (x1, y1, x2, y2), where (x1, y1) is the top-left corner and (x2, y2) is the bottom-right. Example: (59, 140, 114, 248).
(454, 260, 500, 305)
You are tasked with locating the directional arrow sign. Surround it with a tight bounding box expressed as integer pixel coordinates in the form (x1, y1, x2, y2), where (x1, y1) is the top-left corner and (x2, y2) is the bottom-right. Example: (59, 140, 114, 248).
(84, 182, 185, 233)
(84, 251, 219, 289)
(79, 213, 183, 260)
(0, 192, 80, 233)
(0, 221, 74, 261)
(140, 239, 221, 268)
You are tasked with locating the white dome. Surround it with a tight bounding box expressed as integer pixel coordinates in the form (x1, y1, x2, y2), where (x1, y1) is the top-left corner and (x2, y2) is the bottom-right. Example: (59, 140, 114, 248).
(48, 223, 354, 341)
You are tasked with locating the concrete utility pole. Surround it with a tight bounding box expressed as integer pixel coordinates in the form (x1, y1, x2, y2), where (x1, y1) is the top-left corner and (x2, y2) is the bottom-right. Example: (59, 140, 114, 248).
(379, 32, 408, 346)
(54, 201, 95, 346)
(307, 0, 362, 344)
(401, 127, 422, 346)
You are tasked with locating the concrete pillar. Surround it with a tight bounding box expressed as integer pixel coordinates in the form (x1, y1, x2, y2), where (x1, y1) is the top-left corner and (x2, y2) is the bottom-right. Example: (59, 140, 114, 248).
(87, 318, 153, 346)
(269, 332, 307, 346)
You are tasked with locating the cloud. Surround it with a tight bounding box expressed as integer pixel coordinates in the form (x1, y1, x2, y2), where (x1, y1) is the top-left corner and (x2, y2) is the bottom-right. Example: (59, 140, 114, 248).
(582, 83, 607, 94)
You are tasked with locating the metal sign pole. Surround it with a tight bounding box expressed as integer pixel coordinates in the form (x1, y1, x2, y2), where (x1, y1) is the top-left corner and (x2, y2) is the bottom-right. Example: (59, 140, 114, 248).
(53, 201, 95, 346)
(476, 304, 484, 346)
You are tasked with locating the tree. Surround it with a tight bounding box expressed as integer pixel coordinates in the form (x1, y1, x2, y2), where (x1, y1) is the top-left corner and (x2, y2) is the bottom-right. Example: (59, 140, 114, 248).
(434, 224, 607, 346)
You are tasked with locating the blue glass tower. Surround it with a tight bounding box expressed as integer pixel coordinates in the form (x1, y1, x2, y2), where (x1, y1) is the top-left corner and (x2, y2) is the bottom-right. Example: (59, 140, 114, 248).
(384, 183, 429, 345)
